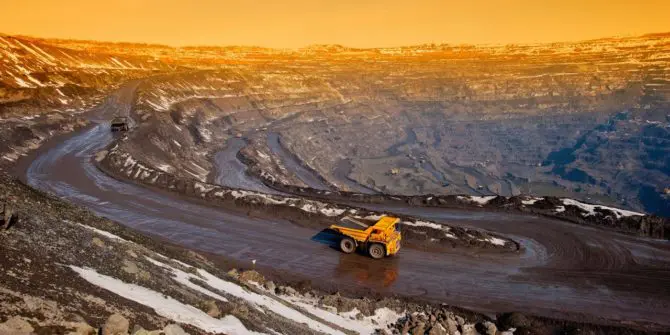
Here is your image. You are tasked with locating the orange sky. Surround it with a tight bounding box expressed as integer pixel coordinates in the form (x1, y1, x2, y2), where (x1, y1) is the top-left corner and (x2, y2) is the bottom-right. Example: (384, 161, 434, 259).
(2, 0, 669, 48)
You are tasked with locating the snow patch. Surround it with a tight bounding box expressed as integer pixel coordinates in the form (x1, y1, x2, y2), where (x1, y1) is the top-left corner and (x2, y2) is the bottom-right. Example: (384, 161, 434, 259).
(521, 197, 542, 205)
(486, 237, 507, 246)
(146, 257, 347, 335)
(457, 195, 496, 206)
(279, 294, 403, 334)
(562, 198, 643, 219)
(69, 266, 261, 335)
(402, 220, 445, 230)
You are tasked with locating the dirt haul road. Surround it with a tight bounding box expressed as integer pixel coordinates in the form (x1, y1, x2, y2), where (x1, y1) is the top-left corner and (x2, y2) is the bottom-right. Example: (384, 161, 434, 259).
(19, 84, 670, 331)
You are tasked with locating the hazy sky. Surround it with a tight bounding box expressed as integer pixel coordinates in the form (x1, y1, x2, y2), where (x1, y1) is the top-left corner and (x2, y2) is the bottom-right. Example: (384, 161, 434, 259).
(2, 0, 669, 48)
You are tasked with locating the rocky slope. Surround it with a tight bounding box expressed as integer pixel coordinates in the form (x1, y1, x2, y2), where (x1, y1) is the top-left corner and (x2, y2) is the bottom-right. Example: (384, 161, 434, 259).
(63, 32, 669, 216)
(0, 35, 173, 118)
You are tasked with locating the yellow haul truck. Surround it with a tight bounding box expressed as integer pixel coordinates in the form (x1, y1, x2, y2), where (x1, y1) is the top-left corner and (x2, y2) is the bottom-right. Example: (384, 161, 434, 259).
(330, 216, 402, 259)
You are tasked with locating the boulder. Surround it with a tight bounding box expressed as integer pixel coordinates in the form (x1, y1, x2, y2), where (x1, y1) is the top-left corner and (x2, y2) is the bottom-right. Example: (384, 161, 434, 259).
(238, 270, 265, 285)
(203, 300, 221, 318)
(163, 324, 188, 335)
(122, 260, 139, 274)
(92, 237, 105, 248)
(278, 286, 298, 296)
(460, 324, 478, 335)
(410, 321, 425, 335)
(263, 280, 276, 293)
(131, 326, 151, 335)
(428, 323, 448, 335)
(227, 268, 239, 278)
(455, 316, 466, 326)
(481, 321, 497, 335)
(497, 312, 530, 330)
(67, 321, 96, 335)
(442, 317, 459, 334)
(102, 313, 129, 335)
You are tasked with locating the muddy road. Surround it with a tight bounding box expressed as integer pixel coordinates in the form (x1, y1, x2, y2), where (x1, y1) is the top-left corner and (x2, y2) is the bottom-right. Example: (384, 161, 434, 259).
(19, 84, 670, 330)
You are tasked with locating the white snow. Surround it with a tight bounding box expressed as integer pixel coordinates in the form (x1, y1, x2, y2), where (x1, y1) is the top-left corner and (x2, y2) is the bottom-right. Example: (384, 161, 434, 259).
(172, 140, 182, 147)
(468, 196, 497, 205)
(13, 76, 33, 88)
(358, 214, 384, 221)
(486, 237, 507, 246)
(457, 195, 496, 205)
(190, 161, 208, 174)
(155, 164, 173, 173)
(14, 39, 55, 65)
(521, 197, 542, 205)
(280, 294, 403, 334)
(555, 206, 566, 213)
(69, 266, 262, 335)
(145, 257, 229, 302)
(320, 208, 346, 217)
(30, 42, 57, 62)
(300, 203, 318, 213)
(561, 198, 644, 218)
(444, 232, 458, 239)
(194, 182, 215, 194)
(198, 128, 213, 142)
(110, 57, 129, 69)
(146, 257, 347, 335)
(402, 220, 445, 230)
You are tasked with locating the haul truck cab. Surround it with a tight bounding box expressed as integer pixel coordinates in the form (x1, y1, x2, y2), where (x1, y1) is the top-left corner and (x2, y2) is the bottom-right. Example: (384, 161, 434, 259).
(330, 216, 402, 259)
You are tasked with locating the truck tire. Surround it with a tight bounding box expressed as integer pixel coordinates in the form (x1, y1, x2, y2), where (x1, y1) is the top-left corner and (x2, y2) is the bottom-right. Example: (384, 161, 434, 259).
(368, 243, 385, 259)
(340, 237, 356, 254)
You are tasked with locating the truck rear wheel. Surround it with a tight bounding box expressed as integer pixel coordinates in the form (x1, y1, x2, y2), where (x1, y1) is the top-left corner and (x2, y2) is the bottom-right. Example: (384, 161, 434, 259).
(368, 243, 385, 259)
(340, 237, 356, 254)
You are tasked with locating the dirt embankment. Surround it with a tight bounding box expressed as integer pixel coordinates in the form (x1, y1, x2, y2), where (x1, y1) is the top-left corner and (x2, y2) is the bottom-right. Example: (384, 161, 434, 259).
(0, 113, 88, 168)
(96, 143, 517, 252)
(258, 178, 670, 240)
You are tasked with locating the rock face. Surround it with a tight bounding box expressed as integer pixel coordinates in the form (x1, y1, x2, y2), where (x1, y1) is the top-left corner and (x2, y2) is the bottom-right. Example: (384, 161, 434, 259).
(20, 29, 657, 217)
(0, 35, 170, 117)
(102, 313, 129, 335)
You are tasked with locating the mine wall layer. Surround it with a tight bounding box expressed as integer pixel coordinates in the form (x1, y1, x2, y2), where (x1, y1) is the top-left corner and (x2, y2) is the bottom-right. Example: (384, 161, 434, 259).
(97, 140, 519, 252)
(257, 171, 670, 240)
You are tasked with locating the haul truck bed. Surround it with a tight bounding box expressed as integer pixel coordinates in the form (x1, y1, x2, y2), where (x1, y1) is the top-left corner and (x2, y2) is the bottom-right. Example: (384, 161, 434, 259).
(330, 216, 401, 259)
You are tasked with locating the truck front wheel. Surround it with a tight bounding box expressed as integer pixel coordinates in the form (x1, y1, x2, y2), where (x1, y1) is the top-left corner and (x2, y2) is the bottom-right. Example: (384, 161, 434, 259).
(340, 237, 356, 254)
(368, 243, 385, 259)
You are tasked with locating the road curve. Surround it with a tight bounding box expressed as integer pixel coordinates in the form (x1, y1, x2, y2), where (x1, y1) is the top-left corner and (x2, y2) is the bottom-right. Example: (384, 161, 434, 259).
(21, 84, 670, 330)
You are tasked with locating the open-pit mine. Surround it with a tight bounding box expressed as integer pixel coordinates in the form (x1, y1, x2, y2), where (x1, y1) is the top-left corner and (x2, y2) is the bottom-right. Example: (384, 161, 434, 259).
(1, 33, 669, 334)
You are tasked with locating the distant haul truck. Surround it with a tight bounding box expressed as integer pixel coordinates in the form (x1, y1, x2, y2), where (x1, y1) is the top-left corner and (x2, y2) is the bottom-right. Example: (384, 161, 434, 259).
(330, 216, 402, 259)
(110, 116, 134, 132)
